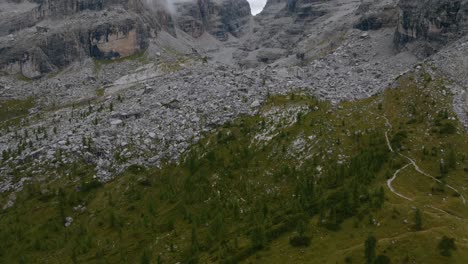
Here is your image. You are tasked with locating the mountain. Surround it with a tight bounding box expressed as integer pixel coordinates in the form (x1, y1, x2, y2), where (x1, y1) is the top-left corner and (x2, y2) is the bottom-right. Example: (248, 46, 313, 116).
(0, 0, 252, 78)
(395, 0, 468, 56)
(0, 0, 468, 263)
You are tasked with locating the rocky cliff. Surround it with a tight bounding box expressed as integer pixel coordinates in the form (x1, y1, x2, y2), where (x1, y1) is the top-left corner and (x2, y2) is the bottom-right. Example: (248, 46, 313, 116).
(0, 0, 252, 78)
(175, 0, 251, 40)
(0, 0, 158, 78)
(394, 0, 468, 56)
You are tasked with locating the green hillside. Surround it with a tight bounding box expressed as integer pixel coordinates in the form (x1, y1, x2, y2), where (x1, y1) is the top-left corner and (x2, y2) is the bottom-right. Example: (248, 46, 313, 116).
(1, 69, 467, 264)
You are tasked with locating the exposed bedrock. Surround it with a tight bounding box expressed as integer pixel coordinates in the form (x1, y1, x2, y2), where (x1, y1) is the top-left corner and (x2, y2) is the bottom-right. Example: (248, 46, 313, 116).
(394, 0, 468, 56)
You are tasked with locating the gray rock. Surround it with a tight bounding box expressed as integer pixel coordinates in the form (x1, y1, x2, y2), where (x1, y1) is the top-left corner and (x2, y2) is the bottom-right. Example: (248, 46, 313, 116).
(110, 119, 123, 126)
(64, 216, 73, 227)
(251, 100, 261, 108)
(394, 0, 468, 56)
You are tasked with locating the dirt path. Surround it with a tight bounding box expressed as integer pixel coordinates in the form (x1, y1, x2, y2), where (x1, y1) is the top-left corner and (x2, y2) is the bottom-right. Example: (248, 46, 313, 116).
(379, 113, 466, 205)
(382, 115, 394, 153)
(387, 163, 413, 201)
(399, 153, 466, 205)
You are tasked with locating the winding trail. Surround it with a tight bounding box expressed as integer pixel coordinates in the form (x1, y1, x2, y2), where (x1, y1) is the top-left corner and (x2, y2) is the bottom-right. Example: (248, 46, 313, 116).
(400, 153, 466, 204)
(381, 115, 394, 153)
(386, 163, 413, 201)
(380, 114, 466, 205)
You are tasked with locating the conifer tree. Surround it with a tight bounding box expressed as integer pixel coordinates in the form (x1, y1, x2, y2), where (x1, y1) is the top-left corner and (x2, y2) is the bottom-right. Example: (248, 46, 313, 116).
(414, 208, 422, 231)
(364, 234, 377, 264)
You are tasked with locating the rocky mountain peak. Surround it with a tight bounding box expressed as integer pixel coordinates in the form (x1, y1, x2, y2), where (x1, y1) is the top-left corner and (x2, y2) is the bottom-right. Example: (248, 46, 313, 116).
(174, 0, 252, 40)
(0, 0, 253, 78)
(395, 0, 468, 56)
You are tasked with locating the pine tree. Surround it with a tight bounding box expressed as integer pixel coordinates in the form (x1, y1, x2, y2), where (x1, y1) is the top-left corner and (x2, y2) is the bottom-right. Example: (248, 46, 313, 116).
(447, 147, 457, 170)
(414, 208, 422, 231)
(250, 224, 265, 249)
(440, 160, 448, 177)
(364, 234, 377, 264)
(210, 213, 225, 242)
(438, 236, 456, 256)
(141, 250, 151, 264)
(188, 226, 200, 264)
(2, 149, 9, 161)
(374, 255, 391, 264)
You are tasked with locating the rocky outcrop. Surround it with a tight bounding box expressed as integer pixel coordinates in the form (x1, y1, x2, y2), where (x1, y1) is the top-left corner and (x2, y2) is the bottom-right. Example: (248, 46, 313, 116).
(0, 0, 253, 77)
(0, 11, 150, 78)
(0, 0, 159, 77)
(175, 0, 251, 41)
(354, 0, 399, 31)
(394, 0, 468, 55)
(89, 19, 149, 60)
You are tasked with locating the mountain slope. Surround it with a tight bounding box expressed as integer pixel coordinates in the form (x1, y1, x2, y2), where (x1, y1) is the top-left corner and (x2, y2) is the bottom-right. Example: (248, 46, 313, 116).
(1, 68, 467, 263)
(1, 0, 468, 263)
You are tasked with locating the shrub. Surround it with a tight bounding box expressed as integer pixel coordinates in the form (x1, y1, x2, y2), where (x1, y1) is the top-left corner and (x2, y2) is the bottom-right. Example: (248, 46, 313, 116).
(438, 236, 456, 257)
(289, 235, 311, 247)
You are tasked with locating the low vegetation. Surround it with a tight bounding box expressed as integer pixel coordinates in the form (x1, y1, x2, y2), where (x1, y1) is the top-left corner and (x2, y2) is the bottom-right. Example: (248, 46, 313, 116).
(0, 98, 35, 130)
(0, 70, 467, 263)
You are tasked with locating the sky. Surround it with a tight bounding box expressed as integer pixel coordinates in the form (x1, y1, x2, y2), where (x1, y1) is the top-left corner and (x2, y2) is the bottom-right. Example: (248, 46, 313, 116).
(247, 0, 267, 15)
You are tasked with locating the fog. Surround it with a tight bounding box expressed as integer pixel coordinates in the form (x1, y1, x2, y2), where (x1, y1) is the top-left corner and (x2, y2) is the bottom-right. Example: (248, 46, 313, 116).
(142, 0, 194, 14)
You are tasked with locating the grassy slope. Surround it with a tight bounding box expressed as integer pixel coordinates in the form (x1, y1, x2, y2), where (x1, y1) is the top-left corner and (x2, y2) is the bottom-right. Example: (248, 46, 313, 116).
(0, 69, 467, 264)
(0, 98, 34, 129)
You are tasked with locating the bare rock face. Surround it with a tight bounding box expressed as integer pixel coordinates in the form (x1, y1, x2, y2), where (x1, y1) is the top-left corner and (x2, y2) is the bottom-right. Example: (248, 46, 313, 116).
(0, 0, 264, 71)
(394, 0, 468, 56)
(354, 0, 399, 31)
(175, 0, 252, 41)
(0, 0, 253, 77)
(0, 0, 157, 78)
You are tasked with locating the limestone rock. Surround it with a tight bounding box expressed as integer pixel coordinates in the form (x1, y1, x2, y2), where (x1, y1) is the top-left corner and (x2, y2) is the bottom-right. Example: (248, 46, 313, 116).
(175, 0, 251, 41)
(394, 0, 468, 56)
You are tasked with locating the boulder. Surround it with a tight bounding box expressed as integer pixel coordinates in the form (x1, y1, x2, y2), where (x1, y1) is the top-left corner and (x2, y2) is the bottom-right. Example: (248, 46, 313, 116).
(256, 48, 287, 63)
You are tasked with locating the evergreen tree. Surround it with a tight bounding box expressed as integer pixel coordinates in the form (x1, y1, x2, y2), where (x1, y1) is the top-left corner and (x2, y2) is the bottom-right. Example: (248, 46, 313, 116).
(438, 236, 456, 257)
(2, 149, 9, 161)
(250, 223, 266, 249)
(374, 255, 391, 264)
(188, 226, 200, 264)
(289, 215, 311, 247)
(364, 234, 377, 264)
(414, 208, 422, 231)
(440, 160, 448, 177)
(210, 213, 225, 242)
(141, 250, 151, 264)
(377, 187, 385, 208)
(447, 147, 457, 170)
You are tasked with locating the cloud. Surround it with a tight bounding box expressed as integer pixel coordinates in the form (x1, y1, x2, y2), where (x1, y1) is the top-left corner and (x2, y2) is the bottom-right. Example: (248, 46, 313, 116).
(142, 0, 193, 14)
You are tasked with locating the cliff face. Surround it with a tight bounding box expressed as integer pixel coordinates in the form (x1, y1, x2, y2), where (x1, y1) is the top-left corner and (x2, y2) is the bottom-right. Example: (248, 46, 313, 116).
(394, 0, 468, 55)
(175, 0, 251, 40)
(0, 0, 156, 78)
(0, 0, 252, 78)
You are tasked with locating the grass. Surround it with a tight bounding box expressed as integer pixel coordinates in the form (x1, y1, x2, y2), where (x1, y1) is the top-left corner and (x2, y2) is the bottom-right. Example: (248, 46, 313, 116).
(95, 87, 105, 97)
(159, 57, 192, 73)
(16, 73, 34, 82)
(0, 69, 467, 263)
(0, 97, 35, 129)
(93, 51, 149, 74)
